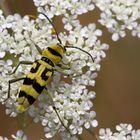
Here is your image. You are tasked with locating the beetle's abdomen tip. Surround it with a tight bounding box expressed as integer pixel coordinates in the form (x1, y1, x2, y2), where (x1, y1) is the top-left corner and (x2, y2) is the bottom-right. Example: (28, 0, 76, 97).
(17, 105, 25, 113)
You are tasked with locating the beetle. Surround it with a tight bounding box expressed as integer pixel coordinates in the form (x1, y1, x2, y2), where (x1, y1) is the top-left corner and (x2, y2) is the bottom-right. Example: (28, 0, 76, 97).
(6, 12, 94, 132)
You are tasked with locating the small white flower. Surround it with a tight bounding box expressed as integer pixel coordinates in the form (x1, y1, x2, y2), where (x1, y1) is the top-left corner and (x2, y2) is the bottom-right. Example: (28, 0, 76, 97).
(99, 128, 113, 139)
(132, 24, 140, 38)
(62, 14, 80, 31)
(0, 51, 5, 58)
(11, 130, 27, 140)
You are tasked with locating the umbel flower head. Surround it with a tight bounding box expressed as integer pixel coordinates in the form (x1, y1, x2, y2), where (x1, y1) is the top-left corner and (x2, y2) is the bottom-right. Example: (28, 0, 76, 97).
(99, 123, 140, 140)
(94, 0, 140, 41)
(0, 1, 108, 138)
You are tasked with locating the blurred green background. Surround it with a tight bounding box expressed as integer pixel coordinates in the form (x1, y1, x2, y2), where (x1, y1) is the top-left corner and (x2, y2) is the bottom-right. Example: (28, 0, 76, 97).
(0, 0, 140, 139)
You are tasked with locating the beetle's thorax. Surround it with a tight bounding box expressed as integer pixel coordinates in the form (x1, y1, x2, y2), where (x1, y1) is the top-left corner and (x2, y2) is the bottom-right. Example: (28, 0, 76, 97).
(42, 44, 65, 64)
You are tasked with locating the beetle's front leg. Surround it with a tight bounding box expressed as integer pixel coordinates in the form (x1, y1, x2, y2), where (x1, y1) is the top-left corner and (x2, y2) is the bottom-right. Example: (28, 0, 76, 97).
(7, 61, 33, 75)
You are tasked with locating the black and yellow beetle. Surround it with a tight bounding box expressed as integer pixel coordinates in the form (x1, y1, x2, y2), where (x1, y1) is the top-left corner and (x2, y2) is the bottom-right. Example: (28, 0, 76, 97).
(6, 13, 94, 115)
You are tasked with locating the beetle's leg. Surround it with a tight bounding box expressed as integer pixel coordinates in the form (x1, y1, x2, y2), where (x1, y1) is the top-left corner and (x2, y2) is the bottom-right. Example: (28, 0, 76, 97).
(44, 87, 71, 134)
(55, 63, 70, 76)
(56, 63, 70, 70)
(7, 61, 33, 75)
(53, 68, 69, 75)
(54, 68, 82, 78)
(4, 77, 25, 102)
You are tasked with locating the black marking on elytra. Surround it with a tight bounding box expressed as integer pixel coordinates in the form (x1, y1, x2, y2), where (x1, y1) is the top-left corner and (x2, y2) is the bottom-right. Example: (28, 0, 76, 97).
(27, 94, 36, 105)
(18, 90, 26, 98)
(48, 47, 62, 58)
(18, 90, 35, 105)
(32, 80, 45, 93)
(30, 61, 41, 73)
(41, 68, 52, 81)
(23, 77, 34, 85)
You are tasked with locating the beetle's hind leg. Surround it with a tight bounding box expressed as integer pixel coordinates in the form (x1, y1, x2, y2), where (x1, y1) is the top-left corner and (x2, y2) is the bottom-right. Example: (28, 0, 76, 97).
(4, 77, 25, 102)
(44, 87, 71, 135)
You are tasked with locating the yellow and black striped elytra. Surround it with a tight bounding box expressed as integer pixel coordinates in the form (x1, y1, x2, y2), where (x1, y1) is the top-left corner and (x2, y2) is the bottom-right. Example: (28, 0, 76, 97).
(18, 59, 53, 110)
(17, 44, 65, 112)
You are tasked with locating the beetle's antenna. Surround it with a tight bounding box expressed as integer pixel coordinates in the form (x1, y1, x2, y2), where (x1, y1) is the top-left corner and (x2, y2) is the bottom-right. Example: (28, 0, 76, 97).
(38, 12, 62, 44)
(66, 46, 94, 63)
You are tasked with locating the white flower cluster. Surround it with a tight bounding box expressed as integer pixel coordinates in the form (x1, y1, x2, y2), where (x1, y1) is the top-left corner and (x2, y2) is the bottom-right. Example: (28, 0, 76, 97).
(34, 0, 95, 17)
(99, 123, 140, 140)
(94, 0, 140, 41)
(0, 0, 109, 139)
(33, 0, 95, 31)
(0, 0, 140, 140)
